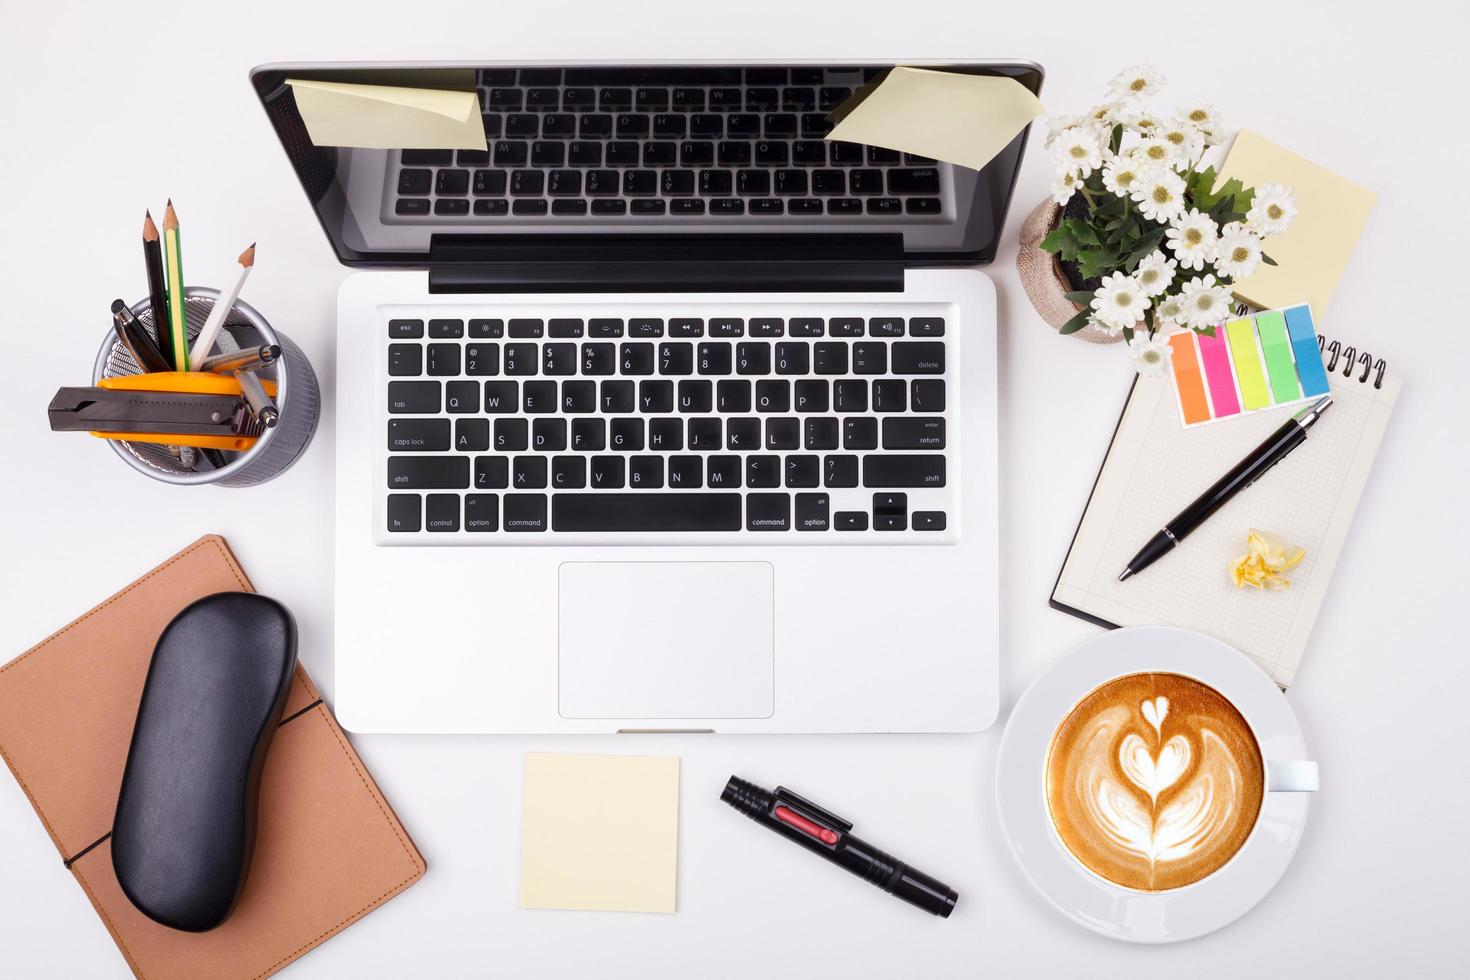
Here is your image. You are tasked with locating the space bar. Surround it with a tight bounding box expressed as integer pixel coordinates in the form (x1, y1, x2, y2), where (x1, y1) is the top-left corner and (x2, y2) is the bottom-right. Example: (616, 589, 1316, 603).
(552, 493, 743, 531)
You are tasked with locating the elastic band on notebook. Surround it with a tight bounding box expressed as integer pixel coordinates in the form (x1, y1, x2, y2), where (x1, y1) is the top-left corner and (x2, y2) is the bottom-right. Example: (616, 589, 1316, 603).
(63, 832, 111, 869)
(279, 698, 323, 726)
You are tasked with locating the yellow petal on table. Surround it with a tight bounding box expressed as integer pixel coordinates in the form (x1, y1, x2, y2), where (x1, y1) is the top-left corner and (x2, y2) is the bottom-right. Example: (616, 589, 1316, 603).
(1230, 529, 1306, 591)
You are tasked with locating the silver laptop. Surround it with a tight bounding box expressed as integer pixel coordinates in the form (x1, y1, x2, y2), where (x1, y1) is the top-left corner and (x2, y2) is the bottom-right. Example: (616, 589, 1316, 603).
(251, 59, 1043, 734)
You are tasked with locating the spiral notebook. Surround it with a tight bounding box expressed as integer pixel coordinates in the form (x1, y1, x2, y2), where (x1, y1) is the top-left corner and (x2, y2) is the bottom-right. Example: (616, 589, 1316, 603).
(1051, 337, 1401, 688)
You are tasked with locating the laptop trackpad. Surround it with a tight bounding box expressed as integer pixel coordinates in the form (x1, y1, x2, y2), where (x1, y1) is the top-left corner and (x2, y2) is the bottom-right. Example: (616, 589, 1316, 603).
(558, 562, 774, 720)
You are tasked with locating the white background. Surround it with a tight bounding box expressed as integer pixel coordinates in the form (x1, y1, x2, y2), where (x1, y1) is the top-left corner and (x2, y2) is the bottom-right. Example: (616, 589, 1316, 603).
(2, 2, 1466, 976)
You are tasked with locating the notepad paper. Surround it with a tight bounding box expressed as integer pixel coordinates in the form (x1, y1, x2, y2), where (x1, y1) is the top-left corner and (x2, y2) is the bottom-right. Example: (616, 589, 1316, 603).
(519, 753, 679, 913)
(286, 77, 487, 150)
(1052, 363, 1400, 687)
(826, 67, 1045, 172)
(1219, 131, 1375, 320)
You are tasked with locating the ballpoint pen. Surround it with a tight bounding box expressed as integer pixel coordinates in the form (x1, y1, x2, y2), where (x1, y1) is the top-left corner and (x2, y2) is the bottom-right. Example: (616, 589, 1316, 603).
(1119, 395, 1333, 581)
(199, 344, 280, 374)
(111, 299, 172, 374)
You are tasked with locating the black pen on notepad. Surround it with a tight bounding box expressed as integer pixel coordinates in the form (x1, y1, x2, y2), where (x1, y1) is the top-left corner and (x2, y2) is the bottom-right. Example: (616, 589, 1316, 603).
(1119, 396, 1332, 581)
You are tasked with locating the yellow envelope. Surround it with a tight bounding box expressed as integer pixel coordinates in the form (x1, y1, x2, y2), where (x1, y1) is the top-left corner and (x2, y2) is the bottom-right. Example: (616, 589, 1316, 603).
(285, 77, 486, 150)
(825, 67, 1045, 172)
(1220, 130, 1375, 320)
(519, 753, 679, 914)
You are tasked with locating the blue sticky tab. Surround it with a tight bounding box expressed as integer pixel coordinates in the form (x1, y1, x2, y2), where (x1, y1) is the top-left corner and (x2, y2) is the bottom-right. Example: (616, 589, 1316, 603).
(1284, 305, 1331, 396)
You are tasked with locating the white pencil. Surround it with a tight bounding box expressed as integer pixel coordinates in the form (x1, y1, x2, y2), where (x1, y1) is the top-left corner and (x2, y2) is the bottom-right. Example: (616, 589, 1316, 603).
(188, 243, 256, 370)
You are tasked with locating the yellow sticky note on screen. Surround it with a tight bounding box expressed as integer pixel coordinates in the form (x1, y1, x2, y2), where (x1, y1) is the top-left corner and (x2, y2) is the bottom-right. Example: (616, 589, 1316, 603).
(1220, 130, 1375, 320)
(285, 77, 486, 150)
(519, 753, 679, 913)
(826, 67, 1044, 171)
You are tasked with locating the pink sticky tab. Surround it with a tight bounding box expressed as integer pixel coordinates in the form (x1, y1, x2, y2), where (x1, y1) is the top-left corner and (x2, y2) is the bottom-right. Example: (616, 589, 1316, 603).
(1196, 328, 1240, 418)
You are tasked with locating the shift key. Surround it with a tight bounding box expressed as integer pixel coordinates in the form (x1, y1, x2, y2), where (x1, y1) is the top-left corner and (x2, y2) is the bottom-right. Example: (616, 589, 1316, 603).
(388, 456, 470, 489)
(863, 454, 946, 487)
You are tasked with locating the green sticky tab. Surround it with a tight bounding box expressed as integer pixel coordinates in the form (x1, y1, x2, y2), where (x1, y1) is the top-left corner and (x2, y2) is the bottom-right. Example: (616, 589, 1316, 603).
(1254, 310, 1301, 403)
(1225, 318, 1271, 409)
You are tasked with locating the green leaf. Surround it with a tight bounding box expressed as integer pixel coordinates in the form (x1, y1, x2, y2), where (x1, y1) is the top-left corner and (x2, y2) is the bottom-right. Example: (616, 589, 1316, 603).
(1261, 252, 1278, 267)
(1196, 325, 1217, 339)
(1063, 290, 1095, 305)
(1058, 308, 1093, 335)
(1122, 324, 1136, 344)
(1063, 218, 1101, 246)
(1109, 123, 1124, 156)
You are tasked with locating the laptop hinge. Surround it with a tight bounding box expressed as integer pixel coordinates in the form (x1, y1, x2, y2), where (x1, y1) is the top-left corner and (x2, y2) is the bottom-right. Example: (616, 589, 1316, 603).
(427, 233, 905, 294)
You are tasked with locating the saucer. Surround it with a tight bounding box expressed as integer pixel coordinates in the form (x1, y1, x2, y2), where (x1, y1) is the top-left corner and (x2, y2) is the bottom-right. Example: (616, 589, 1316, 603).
(995, 627, 1313, 943)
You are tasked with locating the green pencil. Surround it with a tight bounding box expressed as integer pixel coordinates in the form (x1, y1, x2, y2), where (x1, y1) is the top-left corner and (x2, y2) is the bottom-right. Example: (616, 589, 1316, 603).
(162, 200, 188, 370)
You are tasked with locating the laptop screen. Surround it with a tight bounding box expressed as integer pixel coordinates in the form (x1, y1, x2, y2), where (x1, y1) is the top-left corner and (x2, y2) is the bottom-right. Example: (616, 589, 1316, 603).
(250, 62, 1043, 269)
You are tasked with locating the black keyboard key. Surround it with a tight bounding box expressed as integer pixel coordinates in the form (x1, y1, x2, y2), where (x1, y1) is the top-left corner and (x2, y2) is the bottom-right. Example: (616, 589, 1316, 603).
(504, 343, 538, 374)
(700, 170, 734, 195)
(458, 149, 491, 168)
(866, 197, 902, 215)
(750, 198, 783, 215)
(510, 170, 545, 195)
(456, 418, 490, 452)
(868, 317, 904, 337)
(717, 379, 751, 413)
(510, 319, 545, 338)
(819, 86, 853, 110)
(446, 381, 478, 414)
(852, 343, 887, 375)
(736, 342, 771, 374)
(398, 168, 432, 195)
(464, 494, 499, 531)
(643, 142, 677, 165)
(636, 88, 669, 111)
(571, 417, 605, 451)
(765, 417, 799, 450)
(585, 169, 620, 195)
(668, 455, 702, 489)
(561, 87, 597, 109)
(888, 168, 942, 194)
(783, 87, 816, 110)
(774, 170, 808, 195)
(825, 455, 859, 488)
(883, 416, 945, 450)
(388, 456, 469, 490)
(829, 317, 864, 337)
(496, 418, 528, 452)
(590, 455, 626, 488)
(765, 114, 798, 136)
(913, 511, 946, 531)
(554, 493, 742, 532)
(494, 140, 528, 165)
(562, 380, 596, 414)
(526, 87, 560, 109)
(680, 141, 714, 165)
(474, 199, 509, 216)
(388, 418, 449, 452)
(829, 141, 864, 165)
(737, 170, 771, 195)
(788, 318, 823, 338)
(522, 380, 557, 413)
(832, 379, 867, 413)
(745, 492, 790, 531)
(785, 455, 820, 488)
(616, 113, 650, 137)
(827, 198, 862, 214)
(688, 417, 722, 450)
(388, 380, 440, 414)
(621, 342, 656, 373)
(589, 318, 624, 338)
(599, 88, 633, 110)
(669, 318, 704, 338)
(543, 343, 577, 376)
(755, 379, 790, 412)
(690, 113, 724, 135)
(872, 378, 906, 413)
(710, 199, 746, 215)
(749, 319, 784, 338)
(581, 113, 614, 136)
(434, 198, 470, 216)
(804, 417, 839, 450)
(568, 142, 603, 166)
(795, 492, 830, 531)
(793, 140, 827, 165)
(629, 455, 663, 488)
(606, 141, 640, 165)
(708, 88, 742, 109)
(551, 455, 586, 489)
(774, 342, 809, 374)
(867, 146, 901, 165)
(911, 378, 946, 412)
(653, 113, 687, 137)
(649, 417, 683, 450)
(386, 493, 420, 532)
(514, 455, 548, 489)
(849, 169, 883, 195)
(906, 198, 942, 215)
(864, 455, 946, 487)
(592, 199, 628, 216)
(813, 343, 847, 374)
(793, 379, 828, 413)
(435, 169, 468, 195)
(388, 343, 423, 377)
(427, 343, 460, 376)
(892, 342, 946, 374)
(389, 319, 424, 339)
(659, 342, 694, 375)
(483, 381, 518, 413)
(834, 510, 868, 531)
(548, 318, 584, 339)
(474, 456, 509, 489)
(429, 318, 464, 339)
(844, 417, 878, 450)
(504, 494, 548, 531)
(533, 417, 568, 452)
(811, 171, 846, 198)
(581, 342, 616, 375)
(707, 455, 741, 487)
(487, 88, 522, 110)
(512, 199, 548, 216)
(402, 149, 453, 165)
(601, 380, 635, 413)
(542, 113, 577, 137)
(623, 170, 658, 195)
(709, 319, 744, 338)
(909, 317, 946, 337)
(754, 141, 789, 166)
(672, 199, 707, 215)
(638, 379, 674, 413)
(800, 113, 832, 137)
(469, 319, 504, 339)
(672, 87, 705, 109)
(718, 141, 752, 165)
(727, 417, 760, 450)
(662, 170, 695, 195)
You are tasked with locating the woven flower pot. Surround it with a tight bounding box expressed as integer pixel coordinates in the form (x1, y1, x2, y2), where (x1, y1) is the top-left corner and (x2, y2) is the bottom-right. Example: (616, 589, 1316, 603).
(1017, 198, 1125, 345)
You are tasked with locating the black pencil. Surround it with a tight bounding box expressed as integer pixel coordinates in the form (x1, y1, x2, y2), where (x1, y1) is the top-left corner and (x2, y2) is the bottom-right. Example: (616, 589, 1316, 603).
(142, 211, 173, 364)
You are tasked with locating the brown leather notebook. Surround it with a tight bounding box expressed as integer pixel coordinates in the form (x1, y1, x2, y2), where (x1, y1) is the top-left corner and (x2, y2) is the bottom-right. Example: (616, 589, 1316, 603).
(0, 535, 426, 979)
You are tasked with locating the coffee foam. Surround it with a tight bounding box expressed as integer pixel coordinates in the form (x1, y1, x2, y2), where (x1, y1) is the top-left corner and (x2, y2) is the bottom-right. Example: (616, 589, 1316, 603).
(1045, 673, 1264, 892)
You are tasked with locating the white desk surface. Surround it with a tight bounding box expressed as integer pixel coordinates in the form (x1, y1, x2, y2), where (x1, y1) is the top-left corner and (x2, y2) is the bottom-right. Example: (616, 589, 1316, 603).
(2, 2, 1465, 976)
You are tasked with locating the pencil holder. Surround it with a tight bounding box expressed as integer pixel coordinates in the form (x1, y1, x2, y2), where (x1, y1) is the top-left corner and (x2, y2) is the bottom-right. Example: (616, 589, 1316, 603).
(93, 287, 320, 487)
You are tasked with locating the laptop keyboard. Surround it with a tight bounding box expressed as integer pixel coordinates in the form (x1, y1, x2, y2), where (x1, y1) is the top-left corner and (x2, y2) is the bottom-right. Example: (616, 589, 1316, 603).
(381, 307, 956, 540)
(389, 67, 946, 221)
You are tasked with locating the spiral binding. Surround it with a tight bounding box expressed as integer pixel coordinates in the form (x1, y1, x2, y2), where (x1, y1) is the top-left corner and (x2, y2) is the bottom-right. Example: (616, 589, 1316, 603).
(1317, 335, 1388, 389)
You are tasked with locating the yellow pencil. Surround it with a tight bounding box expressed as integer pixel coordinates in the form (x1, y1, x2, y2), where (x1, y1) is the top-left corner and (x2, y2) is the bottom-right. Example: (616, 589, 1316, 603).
(162, 201, 188, 371)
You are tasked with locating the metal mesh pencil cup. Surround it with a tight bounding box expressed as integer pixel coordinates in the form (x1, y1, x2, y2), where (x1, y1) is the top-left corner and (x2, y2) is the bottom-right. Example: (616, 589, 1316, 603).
(92, 287, 320, 487)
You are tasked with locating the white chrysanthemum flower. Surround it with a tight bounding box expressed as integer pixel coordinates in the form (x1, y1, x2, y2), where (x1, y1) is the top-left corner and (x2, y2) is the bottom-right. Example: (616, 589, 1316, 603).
(1157, 119, 1206, 169)
(1135, 250, 1178, 296)
(1154, 292, 1187, 328)
(1176, 102, 1222, 141)
(1247, 183, 1297, 236)
(1132, 169, 1187, 222)
(1044, 113, 1084, 148)
(1108, 64, 1167, 102)
(1180, 274, 1234, 328)
(1134, 135, 1178, 169)
(1119, 104, 1163, 134)
(1101, 155, 1149, 197)
(1090, 271, 1151, 330)
(1213, 222, 1264, 278)
(1128, 334, 1175, 377)
(1053, 126, 1104, 177)
(1051, 169, 1081, 205)
(1083, 102, 1129, 131)
(1166, 209, 1220, 271)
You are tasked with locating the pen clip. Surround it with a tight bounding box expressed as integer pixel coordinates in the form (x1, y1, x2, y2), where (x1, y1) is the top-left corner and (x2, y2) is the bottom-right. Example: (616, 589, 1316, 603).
(774, 786, 854, 833)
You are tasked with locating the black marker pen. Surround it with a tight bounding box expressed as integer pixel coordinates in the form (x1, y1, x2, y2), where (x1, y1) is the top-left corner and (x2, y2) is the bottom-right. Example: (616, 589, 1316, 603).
(721, 776, 958, 917)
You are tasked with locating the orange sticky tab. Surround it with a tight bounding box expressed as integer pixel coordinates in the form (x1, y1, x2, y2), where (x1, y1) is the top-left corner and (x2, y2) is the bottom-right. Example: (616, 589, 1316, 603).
(1168, 333, 1211, 425)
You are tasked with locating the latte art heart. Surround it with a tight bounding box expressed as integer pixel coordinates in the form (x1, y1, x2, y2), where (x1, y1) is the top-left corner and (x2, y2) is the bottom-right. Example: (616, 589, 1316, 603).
(1045, 673, 1265, 892)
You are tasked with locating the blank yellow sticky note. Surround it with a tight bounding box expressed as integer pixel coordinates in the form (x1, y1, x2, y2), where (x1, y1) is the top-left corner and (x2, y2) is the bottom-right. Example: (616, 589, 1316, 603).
(825, 67, 1044, 172)
(286, 78, 487, 150)
(520, 753, 679, 913)
(1219, 130, 1375, 321)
